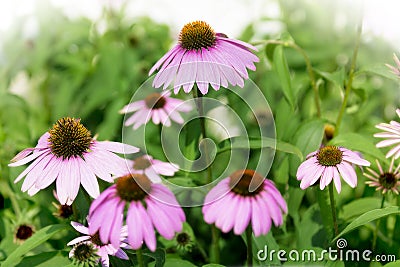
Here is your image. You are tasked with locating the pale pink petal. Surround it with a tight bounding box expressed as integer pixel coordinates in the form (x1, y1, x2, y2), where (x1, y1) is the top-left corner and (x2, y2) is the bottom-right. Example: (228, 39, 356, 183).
(144, 168, 162, 183)
(21, 153, 53, 192)
(119, 100, 145, 114)
(337, 162, 357, 187)
(67, 236, 90, 246)
(94, 141, 139, 154)
(36, 157, 62, 189)
(56, 162, 69, 205)
(78, 157, 100, 199)
(333, 168, 342, 193)
(216, 194, 240, 233)
(9, 149, 48, 167)
(68, 157, 81, 203)
(127, 202, 144, 250)
(149, 45, 181, 75)
(71, 221, 89, 235)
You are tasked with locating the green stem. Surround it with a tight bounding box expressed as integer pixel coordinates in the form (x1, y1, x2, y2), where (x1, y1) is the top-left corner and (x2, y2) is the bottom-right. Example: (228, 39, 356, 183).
(246, 226, 253, 267)
(136, 248, 145, 267)
(210, 225, 220, 263)
(329, 183, 339, 237)
(334, 22, 363, 136)
(253, 40, 321, 117)
(191, 86, 219, 263)
(0, 179, 22, 218)
(191, 87, 213, 184)
(372, 195, 385, 250)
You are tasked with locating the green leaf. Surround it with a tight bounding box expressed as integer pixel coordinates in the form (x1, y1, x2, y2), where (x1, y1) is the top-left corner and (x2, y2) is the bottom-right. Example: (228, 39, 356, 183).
(334, 206, 400, 240)
(273, 46, 295, 109)
(339, 197, 384, 221)
(15, 251, 72, 267)
(294, 119, 325, 156)
(202, 264, 225, 267)
(217, 136, 303, 161)
(143, 248, 166, 267)
(2, 224, 68, 267)
(329, 132, 387, 162)
(314, 68, 345, 89)
(356, 64, 399, 82)
(162, 258, 197, 267)
(383, 260, 400, 267)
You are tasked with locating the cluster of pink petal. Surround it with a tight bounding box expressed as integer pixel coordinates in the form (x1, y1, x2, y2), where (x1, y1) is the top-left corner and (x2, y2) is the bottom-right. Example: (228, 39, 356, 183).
(129, 154, 179, 183)
(88, 183, 185, 251)
(202, 178, 287, 237)
(9, 132, 138, 205)
(68, 221, 129, 267)
(149, 34, 259, 94)
(374, 109, 400, 159)
(120, 91, 192, 129)
(296, 147, 370, 193)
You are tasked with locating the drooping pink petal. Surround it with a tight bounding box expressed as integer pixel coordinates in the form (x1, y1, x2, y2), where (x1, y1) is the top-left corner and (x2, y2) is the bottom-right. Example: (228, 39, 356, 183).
(127, 202, 144, 250)
(66, 236, 90, 246)
(94, 141, 139, 154)
(78, 158, 100, 199)
(233, 197, 251, 235)
(119, 100, 145, 114)
(71, 221, 89, 235)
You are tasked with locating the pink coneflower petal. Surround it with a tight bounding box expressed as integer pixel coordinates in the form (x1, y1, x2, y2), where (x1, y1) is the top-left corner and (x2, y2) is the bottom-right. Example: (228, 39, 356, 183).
(94, 141, 140, 154)
(121, 92, 192, 129)
(127, 202, 144, 250)
(217, 194, 240, 233)
(67, 236, 91, 246)
(71, 221, 89, 235)
(21, 153, 52, 192)
(233, 198, 251, 235)
(119, 100, 145, 114)
(203, 169, 286, 237)
(10, 117, 138, 205)
(89, 174, 184, 252)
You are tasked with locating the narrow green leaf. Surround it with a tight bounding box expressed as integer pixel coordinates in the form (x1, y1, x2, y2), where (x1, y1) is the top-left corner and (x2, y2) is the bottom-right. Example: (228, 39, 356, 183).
(273, 46, 295, 109)
(339, 197, 384, 221)
(294, 119, 325, 156)
(217, 136, 303, 161)
(314, 68, 345, 89)
(334, 206, 400, 240)
(356, 64, 399, 82)
(142, 248, 166, 267)
(2, 224, 68, 267)
(162, 258, 197, 267)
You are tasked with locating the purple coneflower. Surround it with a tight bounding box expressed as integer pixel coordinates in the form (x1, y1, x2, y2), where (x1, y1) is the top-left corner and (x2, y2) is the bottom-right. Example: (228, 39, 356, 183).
(68, 221, 129, 267)
(120, 91, 192, 129)
(129, 154, 179, 183)
(296, 146, 370, 193)
(374, 109, 400, 159)
(9, 117, 139, 205)
(386, 53, 400, 77)
(88, 173, 185, 251)
(365, 158, 400, 194)
(202, 169, 287, 236)
(149, 21, 259, 94)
